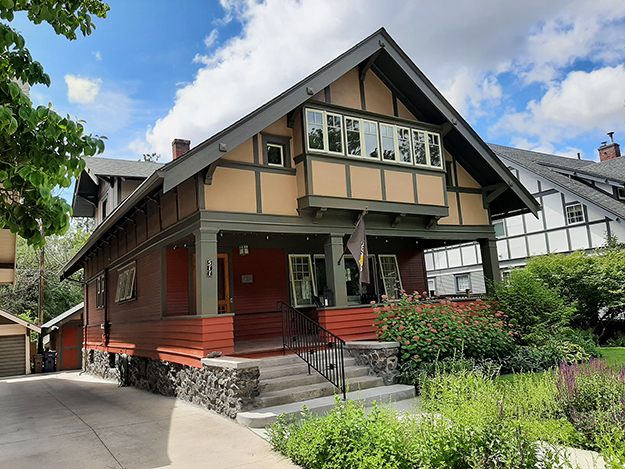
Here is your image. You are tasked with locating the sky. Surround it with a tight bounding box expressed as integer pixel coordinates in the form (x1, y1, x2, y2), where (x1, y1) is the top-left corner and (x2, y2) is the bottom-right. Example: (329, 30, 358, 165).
(8, 0, 625, 167)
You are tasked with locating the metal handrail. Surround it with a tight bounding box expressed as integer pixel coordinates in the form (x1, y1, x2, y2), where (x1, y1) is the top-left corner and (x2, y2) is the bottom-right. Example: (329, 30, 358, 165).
(279, 301, 346, 400)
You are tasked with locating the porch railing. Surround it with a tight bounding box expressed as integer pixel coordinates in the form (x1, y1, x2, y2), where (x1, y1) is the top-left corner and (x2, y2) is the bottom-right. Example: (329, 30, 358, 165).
(279, 301, 346, 400)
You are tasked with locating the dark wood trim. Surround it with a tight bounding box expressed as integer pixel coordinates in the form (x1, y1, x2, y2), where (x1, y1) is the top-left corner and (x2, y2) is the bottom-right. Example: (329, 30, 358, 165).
(306, 152, 446, 175)
(216, 159, 296, 175)
(392, 93, 398, 117)
(359, 49, 382, 82)
(345, 164, 352, 198)
(298, 195, 448, 218)
(447, 187, 482, 194)
(380, 168, 387, 201)
(324, 86, 331, 104)
(413, 172, 419, 204)
(456, 192, 463, 225)
(255, 171, 262, 214)
(359, 75, 366, 111)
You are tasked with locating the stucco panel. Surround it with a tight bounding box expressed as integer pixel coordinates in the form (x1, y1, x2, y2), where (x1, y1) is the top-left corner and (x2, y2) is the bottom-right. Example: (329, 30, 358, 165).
(329, 67, 361, 110)
(311, 161, 347, 198)
(456, 163, 481, 189)
(384, 170, 414, 203)
(416, 174, 445, 206)
(364, 71, 393, 116)
(439, 192, 460, 225)
(261, 172, 298, 216)
(350, 166, 382, 200)
(459, 193, 489, 225)
(222, 138, 254, 163)
(397, 99, 418, 121)
(205, 167, 257, 213)
(296, 162, 306, 198)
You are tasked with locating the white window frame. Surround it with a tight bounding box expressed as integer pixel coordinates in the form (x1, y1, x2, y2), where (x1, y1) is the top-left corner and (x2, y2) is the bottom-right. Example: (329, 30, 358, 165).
(455, 273, 471, 293)
(396, 126, 412, 165)
(362, 119, 380, 160)
(345, 116, 363, 157)
(566, 203, 584, 225)
(378, 254, 403, 298)
(379, 123, 397, 162)
(266, 143, 284, 167)
(494, 219, 506, 238)
(427, 132, 443, 168)
(288, 254, 317, 308)
(326, 111, 344, 155)
(115, 262, 136, 303)
(427, 278, 436, 297)
(305, 109, 326, 153)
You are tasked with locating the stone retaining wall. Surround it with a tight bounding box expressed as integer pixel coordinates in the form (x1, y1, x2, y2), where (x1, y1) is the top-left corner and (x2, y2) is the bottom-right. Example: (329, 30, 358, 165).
(344, 341, 399, 385)
(83, 349, 260, 419)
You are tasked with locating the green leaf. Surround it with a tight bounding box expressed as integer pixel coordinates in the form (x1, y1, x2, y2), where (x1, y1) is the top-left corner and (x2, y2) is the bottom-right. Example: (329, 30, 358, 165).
(39, 186, 51, 199)
(0, 106, 12, 125)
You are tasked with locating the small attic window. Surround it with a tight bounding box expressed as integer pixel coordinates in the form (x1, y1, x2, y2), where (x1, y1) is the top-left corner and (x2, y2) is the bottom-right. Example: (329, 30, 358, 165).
(262, 134, 291, 168)
(267, 144, 284, 166)
(617, 187, 625, 200)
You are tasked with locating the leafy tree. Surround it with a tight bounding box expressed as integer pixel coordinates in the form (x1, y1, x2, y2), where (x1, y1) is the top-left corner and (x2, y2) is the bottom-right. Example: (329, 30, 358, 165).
(0, 1, 109, 246)
(0, 217, 94, 322)
(141, 152, 160, 162)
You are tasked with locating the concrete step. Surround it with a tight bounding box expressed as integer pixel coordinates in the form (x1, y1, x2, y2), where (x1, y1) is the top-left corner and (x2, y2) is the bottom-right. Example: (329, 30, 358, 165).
(237, 384, 416, 428)
(255, 375, 384, 409)
(260, 366, 371, 393)
(259, 357, 357, 379)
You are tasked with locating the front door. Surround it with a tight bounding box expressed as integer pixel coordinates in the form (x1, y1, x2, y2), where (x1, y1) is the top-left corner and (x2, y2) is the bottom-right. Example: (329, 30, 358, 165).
(217, 254, 231, 314)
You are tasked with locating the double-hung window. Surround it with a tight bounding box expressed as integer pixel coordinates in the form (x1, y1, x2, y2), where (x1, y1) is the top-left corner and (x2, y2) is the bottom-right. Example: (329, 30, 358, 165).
(288, 255, 316, 307)
(306, 110, 325, 151)
(380, 124, 396, 161)
(363, 120, 379, 159)
(412, 130, 442, 167)
(397, 127, 412, 164)
(345, 117, 362, 157)
(326, 113, 343, 154)
(306, 109, 343, 154)
(378, 255, 402, 299)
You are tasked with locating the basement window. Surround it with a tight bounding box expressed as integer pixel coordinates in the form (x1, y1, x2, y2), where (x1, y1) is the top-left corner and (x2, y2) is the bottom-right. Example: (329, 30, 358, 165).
(115, 262, 136, 302)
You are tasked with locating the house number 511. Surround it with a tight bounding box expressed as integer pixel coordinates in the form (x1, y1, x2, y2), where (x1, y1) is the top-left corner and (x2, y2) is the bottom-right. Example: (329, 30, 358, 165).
(207, 259, 213, 278)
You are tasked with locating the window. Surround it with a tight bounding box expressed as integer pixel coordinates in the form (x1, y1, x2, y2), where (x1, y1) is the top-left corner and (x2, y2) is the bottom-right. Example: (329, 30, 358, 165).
(427, 278, 436, 297)
(363, 120, 379, 159)
(378, 255, 402, 299)
(96, 273, 106, 309)
(115, 262, 136, 302)
(288, 255, 316, 307)
(412, 130, 427, 165)
(566, 203, 584, 224)
(617, 187, 625, 200)
(326, 112, 343, 153)
(494, 220, 506, 238)
(397, 127, 411, 164)
(266, 143, 284, 166)
(101, 198, 108, 221)
(455, 274, 471, 293)
(306, 110, 325, 151)
(345, 118, 362, 156)
(428, 133, 442, 167)
(380, 124, 396, 161)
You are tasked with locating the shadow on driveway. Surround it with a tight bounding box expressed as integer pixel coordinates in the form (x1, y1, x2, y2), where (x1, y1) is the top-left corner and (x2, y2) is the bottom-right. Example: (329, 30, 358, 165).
(0, 371, 297, 469)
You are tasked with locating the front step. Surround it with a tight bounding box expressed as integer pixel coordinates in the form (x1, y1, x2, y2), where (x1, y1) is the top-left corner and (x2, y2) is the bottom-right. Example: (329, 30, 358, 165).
(237, 384, 416, 428)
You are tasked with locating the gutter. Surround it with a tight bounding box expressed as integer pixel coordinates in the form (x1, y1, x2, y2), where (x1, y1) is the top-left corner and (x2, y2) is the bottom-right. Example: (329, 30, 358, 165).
(60, 170, 166, 280)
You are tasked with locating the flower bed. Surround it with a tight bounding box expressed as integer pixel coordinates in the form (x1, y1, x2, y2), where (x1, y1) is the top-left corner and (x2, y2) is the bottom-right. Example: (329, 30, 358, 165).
(373, 295, 516, 365)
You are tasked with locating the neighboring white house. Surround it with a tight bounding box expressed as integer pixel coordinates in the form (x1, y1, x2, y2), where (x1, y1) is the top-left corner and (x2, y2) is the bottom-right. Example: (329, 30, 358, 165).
(426, 136, 625, 296)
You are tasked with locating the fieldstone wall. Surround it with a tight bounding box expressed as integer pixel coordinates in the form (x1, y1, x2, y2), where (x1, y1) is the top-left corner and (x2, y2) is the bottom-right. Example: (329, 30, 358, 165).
(83, 349, 260, 419)
(345, 341, 399, 385)
(82, 348, 120, 381)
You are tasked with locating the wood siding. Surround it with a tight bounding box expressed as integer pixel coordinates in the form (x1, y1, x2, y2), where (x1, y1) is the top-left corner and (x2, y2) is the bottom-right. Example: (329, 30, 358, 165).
(84, 315, 234, 368)
(166, 247, 190, 317)
(234, 311, 282, 342)
(398, 250, 427, 295)
(317, 306, 377, 342)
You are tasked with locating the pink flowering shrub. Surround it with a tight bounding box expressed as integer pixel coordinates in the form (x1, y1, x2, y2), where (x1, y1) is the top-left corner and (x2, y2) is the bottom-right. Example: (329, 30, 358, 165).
(373, 294, 516, 364)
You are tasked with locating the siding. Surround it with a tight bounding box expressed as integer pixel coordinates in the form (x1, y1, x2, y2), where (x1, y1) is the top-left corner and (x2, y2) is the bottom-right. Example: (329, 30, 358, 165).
(318, 306, 377, 342)
(85, 316, 234, 368)
(166, 247, 190, 317)
(0, 335, 25, 377)
(232, 248, 289, 313)
(398, 251, 427, 295)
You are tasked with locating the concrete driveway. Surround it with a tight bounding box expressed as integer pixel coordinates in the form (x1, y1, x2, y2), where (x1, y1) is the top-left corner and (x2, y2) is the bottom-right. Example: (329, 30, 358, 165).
(0, 371, 298, 469)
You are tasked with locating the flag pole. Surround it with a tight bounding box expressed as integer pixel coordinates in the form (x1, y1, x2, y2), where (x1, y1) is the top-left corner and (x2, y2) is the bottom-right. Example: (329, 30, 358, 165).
(337, 206, 368, 265)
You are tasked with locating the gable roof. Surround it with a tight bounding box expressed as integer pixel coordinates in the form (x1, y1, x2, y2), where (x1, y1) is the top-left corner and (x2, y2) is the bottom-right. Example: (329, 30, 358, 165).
(490, 144, 625, 222)
(0, 309, 41, 333)
(41, 302, 84, 330)
(162, 28, 539, 218)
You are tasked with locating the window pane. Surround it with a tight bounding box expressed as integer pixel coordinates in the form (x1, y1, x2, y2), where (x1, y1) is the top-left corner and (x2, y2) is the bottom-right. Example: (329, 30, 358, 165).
(412, 131, 427, 165)
(429, 133, 442, 167)
(364, 122, 379, 159)
(494, 220, 506, 238)
(381, 124, 396, 161)
(327, 114, 343, 153)
(267, 144, 283, 166)
(397, 128, 411, 163)
(379, 255, 402, 299)
(346, 118, 361, 156)
(456, 275, 470, 292)
(566, 204, 584, 224)
(307, 111, 324, 150)
(290, 256, 315, 306)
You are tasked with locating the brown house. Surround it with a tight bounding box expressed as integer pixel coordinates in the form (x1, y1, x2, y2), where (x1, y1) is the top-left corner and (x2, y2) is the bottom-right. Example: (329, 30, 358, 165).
(62, 29, 538, 373)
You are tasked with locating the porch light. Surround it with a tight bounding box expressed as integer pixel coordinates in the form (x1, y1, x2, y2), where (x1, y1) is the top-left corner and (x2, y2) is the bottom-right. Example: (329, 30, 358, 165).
(239, 245, 249, 256)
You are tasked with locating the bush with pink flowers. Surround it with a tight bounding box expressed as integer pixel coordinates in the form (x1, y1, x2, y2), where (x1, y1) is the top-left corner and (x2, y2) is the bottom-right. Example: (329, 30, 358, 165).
(373, 295, 516, 364)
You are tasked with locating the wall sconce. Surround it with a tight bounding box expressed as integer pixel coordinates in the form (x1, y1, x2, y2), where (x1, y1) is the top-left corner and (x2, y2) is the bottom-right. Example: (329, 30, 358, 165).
(239, 245, 249, 256)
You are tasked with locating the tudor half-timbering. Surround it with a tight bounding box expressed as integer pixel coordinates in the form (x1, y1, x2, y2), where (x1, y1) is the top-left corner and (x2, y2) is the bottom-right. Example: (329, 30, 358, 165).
(62, 29, 539, 367)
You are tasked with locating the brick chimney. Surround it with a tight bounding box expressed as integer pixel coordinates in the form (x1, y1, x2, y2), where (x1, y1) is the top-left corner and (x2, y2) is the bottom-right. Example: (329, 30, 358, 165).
(172, 139, 191, 160)
(597, 132, 620, 162)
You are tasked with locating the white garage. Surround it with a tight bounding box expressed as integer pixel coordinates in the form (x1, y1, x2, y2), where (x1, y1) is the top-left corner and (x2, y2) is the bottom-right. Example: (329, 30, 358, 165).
(0, 309, 40, 378)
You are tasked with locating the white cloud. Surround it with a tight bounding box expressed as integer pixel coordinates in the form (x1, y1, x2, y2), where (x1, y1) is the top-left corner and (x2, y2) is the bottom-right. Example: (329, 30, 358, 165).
(138, 0, 625, 158)
(93, 51, 102, 61)
(204, 29, 219, 48)
(64, 75, 102, 104)
(494, 65, 625, 145)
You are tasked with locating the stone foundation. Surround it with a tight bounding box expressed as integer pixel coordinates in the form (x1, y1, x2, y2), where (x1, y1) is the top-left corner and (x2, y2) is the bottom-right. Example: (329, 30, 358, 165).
(83, 349, 260, 419)
(345, 341, 399, 385)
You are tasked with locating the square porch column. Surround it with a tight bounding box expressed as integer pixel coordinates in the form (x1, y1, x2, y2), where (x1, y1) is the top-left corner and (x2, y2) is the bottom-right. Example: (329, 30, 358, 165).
(195, 223, 220, 316)
(324, 233, 348, 307)
(479, 238, 501, 293)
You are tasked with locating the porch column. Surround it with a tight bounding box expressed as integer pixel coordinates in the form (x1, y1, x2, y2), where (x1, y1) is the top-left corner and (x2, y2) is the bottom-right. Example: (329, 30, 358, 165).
(324, 233, 348, 307)
(479, 238, 501, 293)
(195, 222, 219, 317)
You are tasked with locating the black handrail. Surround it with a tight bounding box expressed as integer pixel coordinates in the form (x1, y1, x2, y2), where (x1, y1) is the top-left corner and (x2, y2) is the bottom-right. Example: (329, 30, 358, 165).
(279, 301, 346, 400)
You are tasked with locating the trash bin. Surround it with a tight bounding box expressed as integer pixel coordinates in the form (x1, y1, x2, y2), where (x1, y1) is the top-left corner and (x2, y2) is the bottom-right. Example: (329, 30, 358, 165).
(43, 351, 57, 373)
(33, 354, 43, 374)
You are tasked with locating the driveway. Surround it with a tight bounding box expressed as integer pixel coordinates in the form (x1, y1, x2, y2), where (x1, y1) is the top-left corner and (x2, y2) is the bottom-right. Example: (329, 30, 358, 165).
(0, 371, 298, 469)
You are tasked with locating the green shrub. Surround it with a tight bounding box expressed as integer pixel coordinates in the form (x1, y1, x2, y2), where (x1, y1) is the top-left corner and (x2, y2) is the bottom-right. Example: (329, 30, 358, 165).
(490, 268, 574, 339)
(373, 297, 516, 366)
(607, 332, 625, 348)
(501, 337, 596, 374)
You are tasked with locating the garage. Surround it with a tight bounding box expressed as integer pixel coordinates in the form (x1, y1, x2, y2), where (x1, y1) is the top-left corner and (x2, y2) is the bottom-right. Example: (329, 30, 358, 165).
(0, 310, 40, 377)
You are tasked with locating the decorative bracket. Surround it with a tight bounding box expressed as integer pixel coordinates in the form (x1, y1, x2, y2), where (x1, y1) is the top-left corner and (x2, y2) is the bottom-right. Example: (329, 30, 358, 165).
(204, 163, 217, 185)
(391, 212, 406, 228)
(483, 183, 508, 205)
(425, 215, 441, 229)
(359, 50, 382, 82)
(312, 207, 327, 224)
(287, 104, 305, 129)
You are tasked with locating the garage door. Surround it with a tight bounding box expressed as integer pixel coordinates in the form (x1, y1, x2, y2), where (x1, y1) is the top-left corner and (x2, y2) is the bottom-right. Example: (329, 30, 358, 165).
(0, 334, 26, 377)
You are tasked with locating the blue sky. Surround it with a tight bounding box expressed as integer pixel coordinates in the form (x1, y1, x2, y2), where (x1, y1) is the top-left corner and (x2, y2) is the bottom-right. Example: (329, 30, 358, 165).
(9, 0, 625, 168)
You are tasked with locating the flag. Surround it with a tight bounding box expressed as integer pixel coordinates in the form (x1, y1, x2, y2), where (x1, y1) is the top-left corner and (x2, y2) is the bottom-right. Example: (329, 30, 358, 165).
(346, 216, 369, 285)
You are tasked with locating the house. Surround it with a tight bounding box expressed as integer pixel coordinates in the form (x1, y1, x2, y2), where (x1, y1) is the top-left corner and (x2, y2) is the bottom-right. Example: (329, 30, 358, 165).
(61, 28, 538, 410)
(0, 309, 40, 377)
(72, 157, 164, 225)
(425, 136, 625, 295)
(41, 302, 84, 371)
(0, 227, 16, 285)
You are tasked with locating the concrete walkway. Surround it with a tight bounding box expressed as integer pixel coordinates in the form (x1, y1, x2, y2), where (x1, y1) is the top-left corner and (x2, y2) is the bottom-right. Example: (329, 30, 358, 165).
(0, 371, 298, 469)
